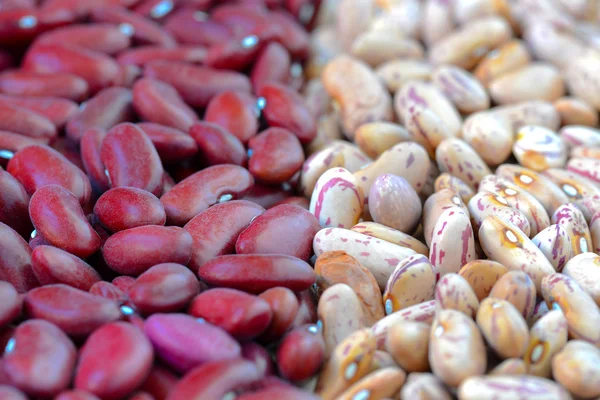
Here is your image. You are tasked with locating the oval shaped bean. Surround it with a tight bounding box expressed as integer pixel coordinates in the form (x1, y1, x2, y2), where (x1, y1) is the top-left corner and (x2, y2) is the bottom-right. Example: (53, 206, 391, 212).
(372, 300, 437, 349)
(524, 309, 568, 378)
(566, 51, 600, 111)
(0, 168, 31, 237)
(489, 270, 537, 321)
(531, 224, 574, 272)
(513, 125, 567, 171)
(458, 375, 573, 400)
(336, 367, 406, 400)
(489, 358, 528, 376)
(431, 65, 490, 114)
(0, 222, 38, 293)
(489, 63, 565, 104)
(476, 297, 529, 359)
(473, 39, 532, 87)
(189, 121, 247, 167)
(490, 100, 560, 132)
(383, 254, 435, 314)
(462, 112, 513, 167)
(259, 287, 300, 341)
(31, 245, 101, 291)
(351, 222, 429, 256)
(0, 281, 21, 327)
(354, 122, 412, 159)
(204, 90, 259, 143)
(400, 372, 452, 400)
(459, 259, 509, 301)
(137, 122, 199, 164)
(436, 273, 480, 319)
(435, 138, 491, 191)
(369, 174, 421, 234)
(554, 97, 598, 127)
(562, 252, 600, 305)
(375, 59, 433, 93)
(386, 320, 429, 372)
(552, 340, 600, 399)
(248, 127, 305, 184)
(277, 324, 325, 382)
(468, 191, 531, 236)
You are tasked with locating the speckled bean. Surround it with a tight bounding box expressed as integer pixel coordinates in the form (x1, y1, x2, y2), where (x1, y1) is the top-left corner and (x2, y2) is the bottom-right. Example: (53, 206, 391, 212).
(400, 372, 452, 400)
(523, 309, 568, 377)
(351, 222, 429, 256)
(552, 203, 593, 255)
(386, 320, 429, 372)
(336, 367, 406, 400)
(422, 188, 469, 246)
(476, 297, 529, 358)
(468, 191, 531, 236)
(543, 168, 600, 202)
(489, 358, 528, 376)
(435, 138, 492, 191)
(458, 375, 573, 400)
(431, 65, 490, 113)
(513, 125, 567, 172)
(459, 259, 509, 301)
(562, 253, 600, 305)
(354, 122, 413, 159)
(490, 100, 561, 132)
(552, 340, 600, 399)
(371, 300, 436, 349)
(383, 254, 435, 315)
(300, 147, 345, 198)
(531, 224, 574, 272)
(473, 39, 532, 87)
(462, 112, 514, 167)
(435, 273, 480, 319)
(375, 60, 433, 93)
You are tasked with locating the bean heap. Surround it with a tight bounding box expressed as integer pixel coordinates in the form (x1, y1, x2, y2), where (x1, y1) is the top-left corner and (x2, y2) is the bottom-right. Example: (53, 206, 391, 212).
(1, 0, 600, 399)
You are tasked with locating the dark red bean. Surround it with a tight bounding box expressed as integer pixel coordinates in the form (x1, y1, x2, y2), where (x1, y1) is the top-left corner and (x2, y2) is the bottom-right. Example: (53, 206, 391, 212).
(34, 23, 132, 55)
(241, 342, 274, 377)
(236, 204, 319, 260)
(144, 313, 241, 373)
(189, 288, 273, 340)
(102, 225, 192, 276)
(80, 128, 110, 193)
(29, 232, 51, 251)
(211, 4, 283, 42)
(101, 122, 164, 196)
(129, 391, 155, 400)
(139, 366, 178, 400)
(0, 281, 21, 328)
(138, 123, 200, 164)
(250, 42, 291, 94)
(0, 70, 88, 101)
(128, 263, 200, 314)
(112, 276, 136, 292)
(50, 137, 86, 172)
(276, 324, 325, 381)
(272, 196, 310, 209)
(133, 0, 177, 21)
(0, 94, 79, 130)
(89, 281, 126, 303)
(0, 103, 56, 142)
(163, 9, 233, 47)
(290, 290, 317, 329)
(65, 87, 133, 143)
(237, 385, 320, 400)
(0, 8, 74, 47)
(204, 36, 264, 71)
(4, 319, 77, 397)
(258, 287, 299, 341)
(55, 390, 102, 400)
(184, 200, 264, 271)
(29, 185, 101, 258)
(24, 284, 122, 336)
(94, 186, 166, 232)
(269, 10, 310, 59)
(161, 164, 254, 226)
(0, 169, 32, 238)
(0, 131, 39, 167)
(189, 122, 247, 166)
(31, 246, 102, 291)
(117, 46, 207, 67)
(248, 127, 304, 184)
(0, 222, 37, 293)
(40, 0, 139, 19)
(241, 183, 294, 209)
(75, 322, 154, 399)
(203, 90, 259, 143)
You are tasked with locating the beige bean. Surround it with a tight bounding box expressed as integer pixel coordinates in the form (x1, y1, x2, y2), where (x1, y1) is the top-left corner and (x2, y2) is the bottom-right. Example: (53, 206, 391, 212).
(306, 26, 344, 80)
(335, 0, 373, 52)
(530, 300, 551, 327)
(431, 65, 490, 114)
(369, 174, 422, 234)
(375, 60, 433, 93)
(523, 21, 586, 70)
(435, 273, 479, 318)
(453, 0, 516, 25)
(434, 173, 475, 204)
(337, 367, 406, 400)
(386, 321, 429, 373)
(554, 97, 599, 127)
(591, 212, 600, 253)
(422, 188, 469, 247)
(468, 191, 531, 236)
(429, 309, 487, 387)
(351, 31, 424, 67)
(458, 375, 573, 400)
(574, 196, 600, 225)
(383, 254, 435, 314)
(559, 125, 600, 147)
(436, 138, 492, 191)
(459, 259, 509, 301)
(552, 203, 593, 255)
(568, 157, 600, 185)
(372, 300, 436, 349)
(543, 168, 600, 202)
(523, 310, 568, 378)
(567, 50, 600, 111)
(473, 39, 531, 87)
(300, 147, 345, 198)
(368, 350, 397, 373)
(421, 0, 455, 46)
(563, 252, 600, 305)
(354, 122, 412, 159)
(327, 140, 373, 173)
(476, 297, 529, 359)
(489, 63, 565, 105)
(571, 146, 600, 160)
(462, 112, 513, 167)
(489, 270, 537, 321)
(400, 372, 452, 400)
(306, 112, 344, 156)
(370, 1, 420, 38)
(489, 100, 561, 132)
(402, 105, 452, 157)
(513, 125, 567, 172)
(552, 340, 600, 399)
(489, 358, 527, 376)
(351, 222, 429, 256)
(303, 78, 333, 119)
(531, 224, 574, 272)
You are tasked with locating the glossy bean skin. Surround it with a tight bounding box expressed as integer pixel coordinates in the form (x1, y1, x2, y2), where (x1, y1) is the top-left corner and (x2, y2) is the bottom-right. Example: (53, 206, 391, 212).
(431, 65, 490, 114)
(8, 145, 92, 206)
(75, 322, 154, 399)
(531, 224, 574, 273)
(489, 270, 537, 321)
(258, 287, 299, 341)
(422, 188, 468, 246)
(251, 42, 291, 94)
(0, 103, 56, 142)
(29, 185, 101, 258)
(351, 222, 429, 256)
(161, 165, 254, 226)
(552, 340, 600, 399)
(0, 223, 38, 293)
(337, 367, 406, 400)
(189, 122, 247, 167)
(102, 225, 192, 276)
(89, 281, 126, 303)
(203, 91, 258, 144)
(144, 313, 240, 374)
(489, 358, 528, 376)
(435, 138, 491, 191)
(0, 281, 21, 327)
(0, 70, 88, 100)
(248, 128, 305, 184)
(435, 273, 480, 319)
(24, 284, 122, 336)
(369, 174, 422, 234)
(543, 168, 600, 203)
(34, 23, 131, 55)
(524, 310, 568, 378)
(0, 169, 32, 238)
(468, 191, 531, 236)
(563, 253, 600, 305)
(371, 300, 437, 349)
(476, 298, 530, 359)
(94, 186, 166, 232)
(434, 173, 475, 204)
(31, 245, 101, 291)
(458, 375, 573, 400)
(236, 204, 320, 261)
(386, 320, 430, 372)
(459, 260, 509, 301)
(117, 46, 207, 67)
(80, 128, 110, 194)
(198, 254, 315, 294)
(277, 324, 325, 382)
(189, 288, 272, 340)
(552, 203, 593, 256)
(383, 254, 435, 314)
(0, 94, 78, 130)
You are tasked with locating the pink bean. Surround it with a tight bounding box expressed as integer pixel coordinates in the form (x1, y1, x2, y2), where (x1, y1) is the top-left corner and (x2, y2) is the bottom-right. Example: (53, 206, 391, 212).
(137, 122, 198, 163)
(189, 288, 273, 340)
(55, 390, 102, 400)
(31, 245, 102, 290)
(198, 254, 315, 293)
(75, 322, 154, 399)
(94, 186, 166, 232)
(204, 36, 264, 71)
(24, 284, 122, 336)
(0, 222, 38, 293)
(0, 281, 21, 328)
(102, 225, 192, 276)
(277, 324, 325, 382)
(34, 23, 132, 55)
(0, 94, 78, 129)
(250, 42, 291, 94)
(241, 342, 275, 377)
(139, 366, 178, 400)
(112, 276, 136, 292)
(144, 313, 241, 373)
(160, 164, 254, 226)
(80, 128, 110, 193)
(89, 281, 126, 303)
(236, 204, 320, 260)
(204, 90, 259, 143)
(29, 185, 101, 258)
(189, 122, 247, 166)
(248, 127, 305, 184)
(0, 169, 32, 238)
(0, 103, 56, 142)
(4, 319, 77, 397)
(0, 70, 88, 100)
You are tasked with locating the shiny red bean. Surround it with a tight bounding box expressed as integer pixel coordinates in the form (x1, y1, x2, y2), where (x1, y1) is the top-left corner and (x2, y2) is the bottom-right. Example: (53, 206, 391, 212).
(241, 183, 294, 209)
(35, 23, 132, 55)
(0, 282, 21, 328)
(163, 9, 233, 46)
(204, 91, 259, 143)
(0, 169, 32, 238)
(75, 322, 154, 399)
(4, 319, 77, 397)
(133, 0, 177, 20)
(112, 276, 136, 292)
(269, 10, 310, 58)
(0, 103, 56, 142)
(144, 313, 241, 373)
(101, 122, 164, 196)
(189, 288, 273, 340)
(0, 70, 88, 100)
(166, 359, 262, 400)
(55, 390, 102, 400)
(29, 185, 101, 258)
(0, 131, 39, 167)
(272, 196, 310, 209)
(0, 222, 37, 293)
(31, 245, 101, 290)
(139, 366, 178, 400)
(258, 287, 299, 341)
(132, 123, 197, 166)
(102, 225, 192, 276)
(198, 254, 316, 293)
(250, 42, 291, 94)
(0, 9, 74, 47)
(0, 94, 78, 130)
(236, 204, 320, 260)
(89, 281, 126, 303)
(248, 127, 304, 184)
(117, 46, 207, 67)
(40, 0, 139, 19)
(128, 263, 200, 314)
(241, 342, 275, 377)
(80, 128, 110, 193)
(204, 36, 264, 71)
(66, 87, 133, 143)
(94, 186, 166, 232)
(211, 4, 283, 42)
(289, 290, 317, 329)
(277, 324, 325, 381)
(161, 164, 254, 226)
(189, 121, 247, 166)
(24, 284, 122, 336)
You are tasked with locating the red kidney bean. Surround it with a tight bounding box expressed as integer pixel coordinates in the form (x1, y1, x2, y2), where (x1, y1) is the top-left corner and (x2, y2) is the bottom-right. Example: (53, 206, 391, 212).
(290, 290, 317, 329)
(91, 5, 177, 48)
(189, 288, 273, 340)
(133, 0, 178, 20)
(0, 131, 39, 166)
(0, 70, 88, 101)
(89, 281, 126, 303)
(0, 103, 56, 142)
(258, 287, 299, 340)
(139, 366, 178, 400)
(0, 282, 21, 328)
(204, 35, 264, 71)
(189, 121, 247, 166)
(143, 60, 252, 108)
(277, 324, 325, 381)
(128, 391, 154, 400)
(248, 127, 305, 183)
(163, 9, 233, 46)
(269, 10, 309, 58)
(161, 164, 254, 226)
(28, 231, 50, 250)
(101, 122, 164, 196)
(94, 186, 166, 232)
(0, 223, 38, 293)
(55, 390, 102, 400)
(133, 78, 198, 132)
(0, 169, 32, 238)
(241, 182, 294, 209)
(24, 284, 122, 336)
(199, 254, 316, 293)
(31, 245, 101, 291)
(128, 263, 200, 314)
(80, 128, 110, 193)
(117, 46, 207, 67)
(203, 91, 259, 143)
(103, 225, 192, 276)
(236, 204, 320, 260)
(259, 83, 316, 144)
(166, 359, 263, 400)
(8, 145, 92, 205)
(35, 23, 132, 55)
(40, 0, 139, 19)
(241, 342, 275, 377)
(112, 276, 136, 292)
(0, 51, 12, 71)
(0, 385, 27, 400)
(0, 94, 78, 130)
(211, 3, 283, 42)
(75, 322, 154, 399)
(272, 196, 310, 209)
(4, 319, 77, 397)
(184, 200, 264, 271)
(66, 87, 133, 143)
(0, 8, 75, 47)
(51, 137, 86, 172)
(29, 185, 101, 258)
(144, 313, 240, 373)
(250, 42, 291, 94)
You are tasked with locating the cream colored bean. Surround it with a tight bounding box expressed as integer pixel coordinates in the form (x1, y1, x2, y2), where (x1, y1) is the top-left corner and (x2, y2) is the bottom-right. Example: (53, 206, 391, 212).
(351, 31, 424, 67)
(563, 252, 600, 305)
(371, 300, 436, 349)
(434, 173, 475, 204)
(386, 320, 429, 373)
(375, 60, 433, 93)
(310, 167, 364, 229)
(489, 270, 537, 321)
(575, 196, 600, 225)
(303, 78, 333, 118)
(571, 146, 600, 160)
(476, 297, 529, 359)
(368, 350, 396, 373)
(554, 97, 599, 127)
(402, 104, 452, 157)
(400, 373, 452, 400)
(306, 26, 344, 80)
(568, 157, 600, 185)
(458, 375, 573, 400)
(468, 191, 531, 236)
(335, 0, 373, 52)
(370, 1, 420, 38)
(459, 259, 509, 301)
(368, 174, 422, 234)
(591, 212, 600, 253)
(300, 147, 346, 197)
(566, 50, 600, 111)
(328, 140, 373, 173)
(559, 125, 600, 147)
(313, 227, 417, 290)
(453, 0, 516, 25)
(435, 273, 480, 319)
(489, 100, 561, 132)
(530, 300, 551, 327)
(489, 63, 565, 105)
(306, 112, 344, 156)
(543, 168, 600, 202)
(337, 367, 407, 400)
(523, 310, 568, 378)
(462, 112, 514, 167)
(473, 39, 532, 87)
(489, 358, 527, 376)
(431, 65, 490, 114)
(552, 340, 600, 399)
(351, 222, 429, 256)
(422, 188, 468, 247)
(523, 21, 586, 70)
(531, 224, 574, 273)
(513, 125, 567, 172)
(429, 309, 487, 387)
(354, 122, 412, 159)
(552, 203, 593, 256)
(435, 138, 492, 191)
(383, 254, 435, 314)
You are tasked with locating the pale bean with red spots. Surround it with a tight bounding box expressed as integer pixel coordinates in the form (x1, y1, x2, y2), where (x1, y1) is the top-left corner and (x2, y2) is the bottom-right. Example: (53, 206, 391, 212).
(431, 65, 490, 114)
(532, 224, 574, 272)
(562, 252, 600, 305)
(552, 340, 600, 399)
(523, 310, 568, 378)
(476, 298, 530, 359)
(458, 375, 573, 400)
(351, 222, 429, 256)
(383, 254, 435, 314)
(435, 273, 480, 319)
(489, 270, 537, 321)
(310, 168, 364, 229)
